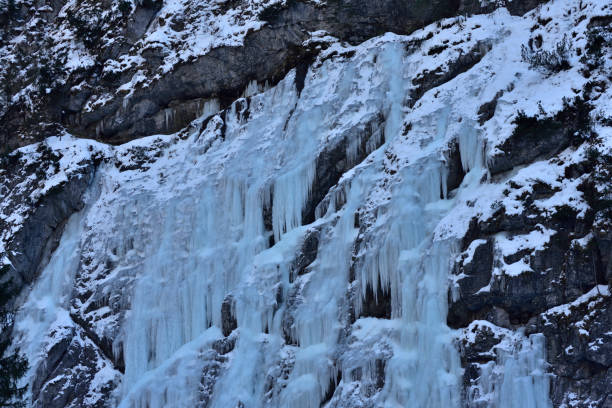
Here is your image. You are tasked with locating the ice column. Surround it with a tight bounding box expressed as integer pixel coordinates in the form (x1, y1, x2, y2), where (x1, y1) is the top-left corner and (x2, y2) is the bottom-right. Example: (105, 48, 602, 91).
(120, 180, 268, 403)
(472, 333, 552, 408)
(377, 163, 463, 408)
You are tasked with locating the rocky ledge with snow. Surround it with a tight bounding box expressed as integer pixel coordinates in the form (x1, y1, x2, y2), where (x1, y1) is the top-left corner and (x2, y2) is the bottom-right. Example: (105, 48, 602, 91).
(0, 0, 611, 407)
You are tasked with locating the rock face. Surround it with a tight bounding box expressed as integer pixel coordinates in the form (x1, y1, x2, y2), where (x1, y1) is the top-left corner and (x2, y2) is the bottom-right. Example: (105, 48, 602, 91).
(30, 324, 118, 408)
(1, 0, 611, 408)
(0, 0, 544, 152)
(0, 141, 100, 292)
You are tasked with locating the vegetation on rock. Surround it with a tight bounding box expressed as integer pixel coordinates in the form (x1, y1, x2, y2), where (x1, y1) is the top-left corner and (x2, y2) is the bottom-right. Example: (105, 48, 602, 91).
(0, 263, 27, 408)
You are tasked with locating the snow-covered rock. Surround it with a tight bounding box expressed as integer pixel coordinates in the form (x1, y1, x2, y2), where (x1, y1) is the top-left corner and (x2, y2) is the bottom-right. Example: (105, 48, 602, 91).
(0, 0, 610, 407)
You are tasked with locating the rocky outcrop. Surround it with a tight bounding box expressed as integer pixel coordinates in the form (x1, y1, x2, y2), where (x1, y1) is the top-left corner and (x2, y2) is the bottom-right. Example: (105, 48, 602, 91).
(448, 23, 612, 404)
(488, 97, 593, 175)
(31, 325, 119, 408)
(0, 143, 99, 292)
(534, 287, 611, 408)
(0, 0, 546, 153)
(2, 1, 610, 407)
(70, 0, 465, 143)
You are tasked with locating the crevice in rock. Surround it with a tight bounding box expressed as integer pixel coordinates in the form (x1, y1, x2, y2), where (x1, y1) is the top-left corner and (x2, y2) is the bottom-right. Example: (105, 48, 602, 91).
(320, 368, 342, 407)
(221, 294, 237, 337)
(409, 41, 492, 108)
(302, 113, 385, 226)
(358, 283, 392, 320)
(444, 138, 467, 192)
(294, 52, 317, 96)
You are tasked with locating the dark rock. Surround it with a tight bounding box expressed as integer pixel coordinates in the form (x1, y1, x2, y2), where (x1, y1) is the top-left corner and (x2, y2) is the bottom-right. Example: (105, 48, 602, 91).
(0, 146, 97, 307)
(459, 322, 503, 366)
(445, 138, 467, 192)
(449, 229, 602, 328)
(358, 284, 392, 320)
(477, 90, 503, 125)
(488, 120, 566, 176)
(534, 289, 611, 408)
(489, 97, 593, 175)
(31, 328, 74, 400)
(459, 0, 548, 16)
(281, 276, 310, 346)
(8, 165, 95, 286)
(212, 334, 237, 356)
(221, 295, 237, 337)
(1, 0, 547, 149)
(70, 311, 125, 373)
(290, 227, 320, 282)
(199, 349, 230, 407)
(448, 238, 493, 328)
(409, 41, 492, 108)
(304, 113, 385, 223)
(31, 325, 118, 408)
(596, 229, 612, 284)
(263, 347, 296, 405)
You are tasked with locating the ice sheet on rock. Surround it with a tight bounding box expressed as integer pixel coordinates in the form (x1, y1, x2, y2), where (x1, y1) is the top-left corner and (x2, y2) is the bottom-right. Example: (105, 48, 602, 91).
(9, 2, 603, 404)
(470, 332, 552, 408)
(119, 329, 222, 408)
(110, 38, 409, 407)
(14, 210, 86, 399)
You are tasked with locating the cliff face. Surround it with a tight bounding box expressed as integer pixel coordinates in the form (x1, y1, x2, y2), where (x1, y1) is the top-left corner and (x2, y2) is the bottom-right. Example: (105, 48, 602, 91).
(1, 0, 611, 407)
(0, 0, 546, 151)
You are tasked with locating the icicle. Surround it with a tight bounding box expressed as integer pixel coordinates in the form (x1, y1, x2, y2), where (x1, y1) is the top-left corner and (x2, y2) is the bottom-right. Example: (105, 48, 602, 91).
(242, 79, 261, 98)
(200, 98, 220, 119)
(272, 162, 316, 242)
(457, 121, 484, 172)
(13, 34, 558, 408)
(278, 178, 363, 408)
(344, 121, 380, 168)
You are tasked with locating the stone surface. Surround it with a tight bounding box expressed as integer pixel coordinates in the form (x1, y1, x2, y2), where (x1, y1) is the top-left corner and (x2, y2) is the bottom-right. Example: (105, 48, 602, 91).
(0, 0, 545, 152)
(1, 2, 610, 407)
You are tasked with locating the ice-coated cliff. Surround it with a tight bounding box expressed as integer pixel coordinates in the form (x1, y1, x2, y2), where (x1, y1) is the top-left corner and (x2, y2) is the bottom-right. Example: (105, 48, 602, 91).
(0, 0, 611, 407)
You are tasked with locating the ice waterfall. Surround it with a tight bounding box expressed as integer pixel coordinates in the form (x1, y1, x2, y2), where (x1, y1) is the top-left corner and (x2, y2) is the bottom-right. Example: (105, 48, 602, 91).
(13, 35, 552, 408)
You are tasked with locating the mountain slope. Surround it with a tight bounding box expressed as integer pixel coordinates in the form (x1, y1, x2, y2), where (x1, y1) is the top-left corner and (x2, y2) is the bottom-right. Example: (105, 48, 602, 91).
(0, 0, 611, 407)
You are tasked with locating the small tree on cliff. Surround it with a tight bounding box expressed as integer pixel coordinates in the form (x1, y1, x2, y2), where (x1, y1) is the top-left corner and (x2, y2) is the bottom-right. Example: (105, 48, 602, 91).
(0, 262, 28, 408)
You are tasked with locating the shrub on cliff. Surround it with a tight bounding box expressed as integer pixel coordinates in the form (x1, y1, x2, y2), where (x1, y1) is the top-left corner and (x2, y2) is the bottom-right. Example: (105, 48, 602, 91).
(521, 35, 571, 73)
(0, 263, 28, 408)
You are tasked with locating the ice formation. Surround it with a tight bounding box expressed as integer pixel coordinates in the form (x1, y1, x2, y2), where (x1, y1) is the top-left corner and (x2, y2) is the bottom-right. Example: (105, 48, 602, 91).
(470, 333, 552, 408)
(10, 8, 566, 407)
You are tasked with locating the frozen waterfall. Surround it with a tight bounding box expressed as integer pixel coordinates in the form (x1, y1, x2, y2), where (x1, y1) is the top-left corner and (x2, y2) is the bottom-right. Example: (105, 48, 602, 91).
(12, 34, 553, 408)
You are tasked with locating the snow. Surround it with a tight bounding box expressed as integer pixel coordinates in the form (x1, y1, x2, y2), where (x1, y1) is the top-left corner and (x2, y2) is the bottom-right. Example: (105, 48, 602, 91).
(461, 239, 488, 265)
(0, 135, 108, 263)
(7, 0, 610, 406)
(491, 225, 556, 277)
(544, 285, 610, 318)
(14, 211, 86, 399)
